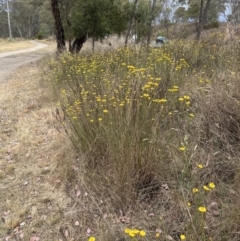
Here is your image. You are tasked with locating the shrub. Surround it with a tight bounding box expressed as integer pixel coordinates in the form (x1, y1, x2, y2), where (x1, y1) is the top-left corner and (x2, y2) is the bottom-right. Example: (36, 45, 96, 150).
(47, 38, 240, 240)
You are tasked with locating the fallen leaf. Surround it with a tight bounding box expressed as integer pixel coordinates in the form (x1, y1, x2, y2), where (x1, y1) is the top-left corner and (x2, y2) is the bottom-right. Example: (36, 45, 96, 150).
(30, 236, 40, 241)
(76, 190, 81, 197)
(19, 232, 24, 239)
(119, 215, 130, 223)
(36, 177, 41, 182)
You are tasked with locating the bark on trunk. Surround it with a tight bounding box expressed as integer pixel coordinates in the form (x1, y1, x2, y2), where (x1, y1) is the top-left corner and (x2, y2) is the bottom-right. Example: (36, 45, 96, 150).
(51, 0, 65, 52)
(71, 35, 87, 54)
(196, 0, 212, 41)
(147, 0, 157, 46)
(125, 0, 138, 47)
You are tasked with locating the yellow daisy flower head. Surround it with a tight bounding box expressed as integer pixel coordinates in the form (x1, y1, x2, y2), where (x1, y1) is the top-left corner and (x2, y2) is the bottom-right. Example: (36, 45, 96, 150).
(88, 237, 96, 241)
(192, 188, 199, 193)
(208, 182, 215, 189)
(180, 234, 186, 240)
(179, 146, 186, 151)
(197, 164, 203, 169)
(198, 206, 207, 213)
(131, 229, 140, 234)
(128, 229, 139, 237)
(203, 185, 210, 191)
(139, 230, 146, 237)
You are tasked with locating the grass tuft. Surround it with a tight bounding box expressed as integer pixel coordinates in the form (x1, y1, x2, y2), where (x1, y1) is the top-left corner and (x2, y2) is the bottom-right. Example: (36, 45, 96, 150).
(46, 33, 240, 240)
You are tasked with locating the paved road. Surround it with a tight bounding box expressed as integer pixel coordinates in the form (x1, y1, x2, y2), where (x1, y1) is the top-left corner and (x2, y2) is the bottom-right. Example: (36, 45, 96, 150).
(0, 41, 48, 83)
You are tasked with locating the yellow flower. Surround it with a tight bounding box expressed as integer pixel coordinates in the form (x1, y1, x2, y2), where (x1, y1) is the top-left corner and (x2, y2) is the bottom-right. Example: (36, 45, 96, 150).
(131, 229, 140, 234)
(203, 185, 210, 191)
(179, 146, 186, 151)
(185, 101, 191, 106)
(187, 202, 191, 207)
(98, 118, 103, 122)
(103, 110, 108, 113)
(88, 237, 96, 241)
(180, 234, 186, 240)
(208, 182, 215, 189)
(189, 113, 194, 117)
(128, 229, 139, 237)
(139, 230, 146, 237)
(155, 233, 160, 238)
(179, 97, 184, 101)
(192, 188, 199, 193)
(158, 98, 167, 103)
(125, 228, 130, 234)
(198, 206, 207, 213)
(198, 164, 203, 169)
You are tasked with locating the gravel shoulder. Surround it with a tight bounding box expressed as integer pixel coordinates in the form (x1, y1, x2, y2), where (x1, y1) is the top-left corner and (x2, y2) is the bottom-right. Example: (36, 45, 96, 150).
(0, 41, 74, 240)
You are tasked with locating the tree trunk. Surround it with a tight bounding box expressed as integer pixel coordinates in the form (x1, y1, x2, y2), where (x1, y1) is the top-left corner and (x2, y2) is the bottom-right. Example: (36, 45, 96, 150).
(51, 0, 65, 52)
(71, 35, 87, 54)
(196, 0, 212, 41)
(147, 0, 157, 46)
(92, 37, 95, 52)
(16, 25, 23, 38)
(125, 0, 138, 47)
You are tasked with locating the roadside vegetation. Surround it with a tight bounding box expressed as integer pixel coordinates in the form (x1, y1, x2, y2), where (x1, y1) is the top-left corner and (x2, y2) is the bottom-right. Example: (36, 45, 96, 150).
(46, 32, 240, 241)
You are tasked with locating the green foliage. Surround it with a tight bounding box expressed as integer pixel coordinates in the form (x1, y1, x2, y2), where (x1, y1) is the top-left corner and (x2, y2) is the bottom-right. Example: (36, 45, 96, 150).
(185, 0, 226, 23)
(174, 6, 187, 22)
(204, 21, 220, 29)
(70, 0, 127, 40)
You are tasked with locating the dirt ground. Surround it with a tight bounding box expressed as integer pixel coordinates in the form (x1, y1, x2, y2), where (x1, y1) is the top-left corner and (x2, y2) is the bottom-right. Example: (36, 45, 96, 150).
(0, 42, 75, 240)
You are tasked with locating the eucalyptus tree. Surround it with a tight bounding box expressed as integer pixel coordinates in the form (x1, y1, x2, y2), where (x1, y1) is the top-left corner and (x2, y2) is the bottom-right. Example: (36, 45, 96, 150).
(124, 0, 163, 46)
(50, 0, 127, 53)
(11, 0, 42, 38)
(71, 0, 127, 52)
(174, 0, 227, 40)
(0, 0, 13, 38)
(124, 0, 138, 46)
(224, 0, 240, 40)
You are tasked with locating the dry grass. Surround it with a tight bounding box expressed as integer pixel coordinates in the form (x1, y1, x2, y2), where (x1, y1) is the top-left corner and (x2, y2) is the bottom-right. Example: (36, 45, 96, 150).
(0, 39, 36, 53)
(0, 61, 77, 240)
(2, 32, 240, 241)
(0, 38, 57, 54)
(45, 32, 240, 241)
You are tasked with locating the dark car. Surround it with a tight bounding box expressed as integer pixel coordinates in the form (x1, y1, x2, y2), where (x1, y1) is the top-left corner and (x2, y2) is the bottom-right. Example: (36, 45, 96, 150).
(150, 36, 169, 48)
(156, 36, 169, 45)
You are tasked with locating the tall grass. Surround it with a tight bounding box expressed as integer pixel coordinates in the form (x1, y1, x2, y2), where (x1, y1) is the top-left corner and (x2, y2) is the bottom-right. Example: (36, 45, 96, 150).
(47, 32, 240, 240)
